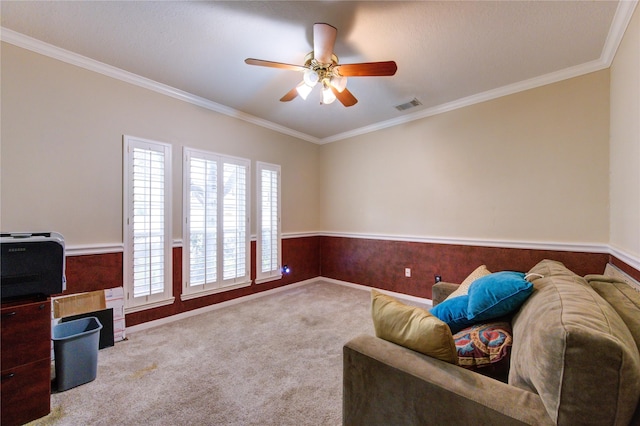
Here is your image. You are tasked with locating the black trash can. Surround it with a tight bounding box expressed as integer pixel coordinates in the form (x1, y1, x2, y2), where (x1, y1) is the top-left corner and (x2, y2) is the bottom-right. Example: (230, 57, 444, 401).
(52, 316, 103, 391)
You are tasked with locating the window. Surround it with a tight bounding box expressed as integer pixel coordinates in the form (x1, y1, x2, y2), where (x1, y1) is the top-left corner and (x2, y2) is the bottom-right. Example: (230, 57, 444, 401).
(256, 162, 281, 283)
(123, 135, 173, 312)
(182, 148, 250, 299)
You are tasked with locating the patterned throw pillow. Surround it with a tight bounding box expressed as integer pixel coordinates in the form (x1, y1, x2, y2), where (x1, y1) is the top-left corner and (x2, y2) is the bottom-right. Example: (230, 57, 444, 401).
(453, 321, 512, 368)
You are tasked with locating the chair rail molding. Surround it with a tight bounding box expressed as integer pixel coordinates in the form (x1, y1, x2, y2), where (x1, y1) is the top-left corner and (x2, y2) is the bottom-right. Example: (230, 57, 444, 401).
(64, 232, 640, 272)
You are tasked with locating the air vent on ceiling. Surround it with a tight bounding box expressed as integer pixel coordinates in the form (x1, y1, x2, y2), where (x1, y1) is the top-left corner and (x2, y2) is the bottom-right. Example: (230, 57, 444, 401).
(395, 98, 422, 111)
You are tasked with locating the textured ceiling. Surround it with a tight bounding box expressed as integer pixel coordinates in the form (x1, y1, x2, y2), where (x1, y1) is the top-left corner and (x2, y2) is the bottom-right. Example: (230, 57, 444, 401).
(1, 1, 635, 143)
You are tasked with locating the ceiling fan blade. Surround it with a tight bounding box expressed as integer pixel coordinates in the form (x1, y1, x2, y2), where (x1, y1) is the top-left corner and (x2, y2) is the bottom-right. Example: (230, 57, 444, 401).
(313, 23, 337, 64)
(280, 87, 299, 102)
(245, 58, 306, 72)
(331, 86, 358, 107)
(335, 61, 398, 77)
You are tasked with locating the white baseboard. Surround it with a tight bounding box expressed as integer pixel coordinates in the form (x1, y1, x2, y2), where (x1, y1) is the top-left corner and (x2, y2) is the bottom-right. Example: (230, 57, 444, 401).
(126, 276, 433, 335)
(126, 278, 317, 334)
(609, 245, 640, 272)
(320, 277, 432, 308)
(604, 263, 640, 292)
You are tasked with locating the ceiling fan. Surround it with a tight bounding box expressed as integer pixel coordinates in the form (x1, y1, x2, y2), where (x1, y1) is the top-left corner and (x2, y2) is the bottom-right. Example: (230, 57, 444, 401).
(245, 23, 397, 107)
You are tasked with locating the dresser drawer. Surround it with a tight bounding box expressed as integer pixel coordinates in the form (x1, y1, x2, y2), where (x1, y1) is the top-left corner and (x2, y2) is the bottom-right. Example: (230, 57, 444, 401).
(1, 300, 51, 369)
(1, 358, 51, 426)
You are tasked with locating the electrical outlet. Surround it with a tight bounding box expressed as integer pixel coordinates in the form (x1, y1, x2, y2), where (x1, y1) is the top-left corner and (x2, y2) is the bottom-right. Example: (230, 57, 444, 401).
(405, 268, 411, 277)
(435, 275, 442, 283)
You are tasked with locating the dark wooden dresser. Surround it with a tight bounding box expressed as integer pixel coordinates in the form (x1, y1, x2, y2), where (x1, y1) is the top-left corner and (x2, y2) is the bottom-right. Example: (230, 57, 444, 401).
(1, 298, 51, 426)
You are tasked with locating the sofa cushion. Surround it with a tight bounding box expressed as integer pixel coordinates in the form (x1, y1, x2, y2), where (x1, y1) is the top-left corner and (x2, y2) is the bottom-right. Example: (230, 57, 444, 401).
(509, 260, 640, 425)
(429, 295, 476, 333)
(370, 290, 458, 364)
(586, 275, 640, 354)
(466, 271, 533, 321)
(445, 264, 491, 300)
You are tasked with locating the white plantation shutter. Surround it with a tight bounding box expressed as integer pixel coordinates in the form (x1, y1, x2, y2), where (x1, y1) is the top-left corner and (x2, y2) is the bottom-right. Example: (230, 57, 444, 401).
(256, 162, 281, 283)
(132, 148, 165, 297)
(123, 136, 173, 312)
(182, 148, 250, 299)
(188, 157, 217, 286)
(222, 162, 248, 281)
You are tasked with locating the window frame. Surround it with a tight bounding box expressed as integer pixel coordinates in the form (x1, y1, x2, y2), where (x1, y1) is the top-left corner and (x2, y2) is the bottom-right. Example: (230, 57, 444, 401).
(181, 147, 251, 300)
(122, 135, 174, 313)
(255, 161, 282, 284)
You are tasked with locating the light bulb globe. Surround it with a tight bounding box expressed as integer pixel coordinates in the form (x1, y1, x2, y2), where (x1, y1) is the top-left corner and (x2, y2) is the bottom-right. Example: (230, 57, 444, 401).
(303, 69, 319, 87)
(296, 82, 313, 100)
(322, 86, 336, 104)
(331, 75, 348, 93)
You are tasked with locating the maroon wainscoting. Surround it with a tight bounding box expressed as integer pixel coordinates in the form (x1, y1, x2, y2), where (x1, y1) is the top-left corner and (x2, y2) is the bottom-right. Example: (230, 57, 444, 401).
(62, 235, 637, 326)
(61, 237, 321, 326)
(64, 252, 123, 294)
(319, 236, 611, 300)
(610, 255, 640, 283)
(124, 236, 321, 327)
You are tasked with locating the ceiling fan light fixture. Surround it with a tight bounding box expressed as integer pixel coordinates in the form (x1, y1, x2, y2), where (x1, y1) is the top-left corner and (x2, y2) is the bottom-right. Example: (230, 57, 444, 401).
(303, 69, 319, 87)
(330, 75, 348, 93)
(296, 82, 313, 100)
(322, 84, 336, 104)
(245, 23, 397, 107)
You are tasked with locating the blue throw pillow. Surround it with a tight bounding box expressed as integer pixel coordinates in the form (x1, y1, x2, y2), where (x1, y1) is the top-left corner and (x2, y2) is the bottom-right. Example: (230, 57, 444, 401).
(466, 271, 533, 322)
(430, 295, 476, 334)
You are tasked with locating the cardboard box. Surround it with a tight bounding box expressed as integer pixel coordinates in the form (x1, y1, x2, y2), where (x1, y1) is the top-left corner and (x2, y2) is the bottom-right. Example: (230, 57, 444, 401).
(104, 287, 124, 320)
(52, 287, 126, 344)
(104, 287, 126, 341)
(53, 291, 106, 319)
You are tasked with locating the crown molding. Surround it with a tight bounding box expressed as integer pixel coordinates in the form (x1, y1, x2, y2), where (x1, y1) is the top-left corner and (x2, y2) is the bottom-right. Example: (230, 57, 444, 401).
(320, 58, 610, 144)
(602, 0, 639, 67)
(0, 27, 320, 144)
(319, 1, 638, 144)
(3, 0, 636, 146)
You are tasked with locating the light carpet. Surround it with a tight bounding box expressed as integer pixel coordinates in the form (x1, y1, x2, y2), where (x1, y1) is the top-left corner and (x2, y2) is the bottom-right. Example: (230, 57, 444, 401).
(30, 281, 376, 426)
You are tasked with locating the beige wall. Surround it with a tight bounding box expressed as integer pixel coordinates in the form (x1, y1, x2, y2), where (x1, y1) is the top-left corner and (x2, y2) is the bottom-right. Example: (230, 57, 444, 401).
(610, 5, 640, 260)
(319, 70, 610, 244)
(1, 43, 320, 247)
(3, 26, 632, 255)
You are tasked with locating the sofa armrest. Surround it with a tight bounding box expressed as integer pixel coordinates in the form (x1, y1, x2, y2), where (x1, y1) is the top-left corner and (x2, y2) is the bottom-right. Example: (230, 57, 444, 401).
(431, 282, 460, 306)
(343, 335, 553, 426)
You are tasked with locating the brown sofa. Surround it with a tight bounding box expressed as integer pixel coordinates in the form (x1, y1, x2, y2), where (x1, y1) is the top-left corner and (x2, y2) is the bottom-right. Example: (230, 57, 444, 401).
(343, 260, 640, 425)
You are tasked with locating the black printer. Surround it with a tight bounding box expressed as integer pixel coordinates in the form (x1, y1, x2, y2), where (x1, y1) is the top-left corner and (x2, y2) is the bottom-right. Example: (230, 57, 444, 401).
(1, 232, 66, 301)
